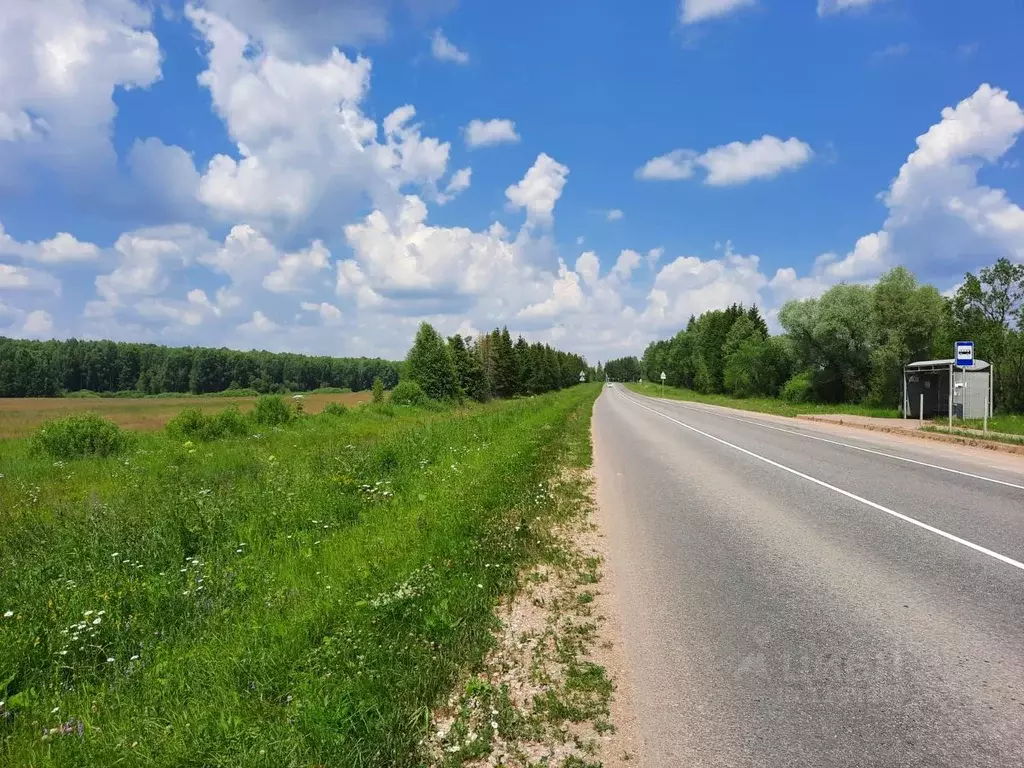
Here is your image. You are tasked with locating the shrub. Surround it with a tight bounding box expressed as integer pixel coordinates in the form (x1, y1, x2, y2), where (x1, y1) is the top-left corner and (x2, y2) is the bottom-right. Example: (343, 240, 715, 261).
(780, 370, 814, 403)
(372, 377, 385, 404)
(31, 413, 131, 459)
(322, 402, 349, 417)
(167, 406, 250, 441)
(251, 395, 294, 426)
(309, 387, 351, 395)
(389, 380, 426, 406)
(213, 406, 249, 437)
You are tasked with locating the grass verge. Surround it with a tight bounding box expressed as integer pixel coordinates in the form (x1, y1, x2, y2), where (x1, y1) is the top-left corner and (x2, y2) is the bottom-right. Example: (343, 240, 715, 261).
(921, 425, 1024, 447)
(0, 384, 601, 767)
(626, 382, 900, 419)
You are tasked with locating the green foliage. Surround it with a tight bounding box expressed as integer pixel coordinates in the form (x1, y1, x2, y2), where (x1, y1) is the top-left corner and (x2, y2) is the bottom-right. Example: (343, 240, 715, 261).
(448, 334, 488, 402)
(604, 356, 642, 382)
(406, 322, 461, 401)
(250, 395, 294, 426)
(0, 385, 601, 766)
(166, 406, 251, 441)
(389, 380, 427, 406)
(30, 413, 132, 459)
(0, 336, 399, 398)
(372, 376, 386, 404)
(780, 370, 815, 403)
(321, 402, 349, 417)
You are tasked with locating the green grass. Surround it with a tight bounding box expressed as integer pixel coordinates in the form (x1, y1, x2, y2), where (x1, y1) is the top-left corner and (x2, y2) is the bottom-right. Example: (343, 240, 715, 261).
(0, 384, 601, 766)
(921, 425, 1024, 447)
(626, 382, 901, 419)
(937, 414, 1024, 437)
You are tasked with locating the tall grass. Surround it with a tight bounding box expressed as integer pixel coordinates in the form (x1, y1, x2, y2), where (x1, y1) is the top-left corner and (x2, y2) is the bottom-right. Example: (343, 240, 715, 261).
(0, 384, 600, 766)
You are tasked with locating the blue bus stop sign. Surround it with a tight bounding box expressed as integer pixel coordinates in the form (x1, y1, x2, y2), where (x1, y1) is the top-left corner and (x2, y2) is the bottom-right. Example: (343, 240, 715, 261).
(955, 341, 974, 367)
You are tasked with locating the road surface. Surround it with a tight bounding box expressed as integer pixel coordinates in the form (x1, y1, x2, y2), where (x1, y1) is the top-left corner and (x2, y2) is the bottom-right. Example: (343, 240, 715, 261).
(593, 384, 1024, 767)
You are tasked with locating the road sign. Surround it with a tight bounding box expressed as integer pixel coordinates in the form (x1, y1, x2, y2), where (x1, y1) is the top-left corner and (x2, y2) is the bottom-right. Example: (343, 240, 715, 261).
(579, 370, 586, 383)
(955, 341, 974, 367)
(660, 371, 666, 381)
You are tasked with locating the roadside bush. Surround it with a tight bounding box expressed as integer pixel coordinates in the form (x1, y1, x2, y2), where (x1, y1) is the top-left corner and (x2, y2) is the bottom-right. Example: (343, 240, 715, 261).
(31, 413, 132, 459)
(322, 402, 349, 417)
(251, 394, 294, 426)
(389, 380, 426, 406)
(780, 370, 814, 403)
(372, 377, 385, 404)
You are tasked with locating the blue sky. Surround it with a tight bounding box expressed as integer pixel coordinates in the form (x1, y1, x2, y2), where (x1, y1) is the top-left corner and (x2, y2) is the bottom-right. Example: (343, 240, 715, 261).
(1, 0, 1022, 362)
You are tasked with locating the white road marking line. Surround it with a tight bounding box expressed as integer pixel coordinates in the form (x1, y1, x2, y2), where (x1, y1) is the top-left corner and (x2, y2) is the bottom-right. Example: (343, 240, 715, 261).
(615, 387, 1024, 574)
(628, 390, 1024, 492)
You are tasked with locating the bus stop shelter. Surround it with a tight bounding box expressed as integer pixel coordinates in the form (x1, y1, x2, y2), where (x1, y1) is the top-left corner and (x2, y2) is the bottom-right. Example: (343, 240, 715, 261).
(903, 359, 993, 420)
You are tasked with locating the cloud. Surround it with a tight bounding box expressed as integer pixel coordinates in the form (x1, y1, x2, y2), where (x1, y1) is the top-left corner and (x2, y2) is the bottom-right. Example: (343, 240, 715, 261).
(22, 309, 53, 335)
(431, 29, 469, 64)
(464, 119, 520, 148)
(611, 250, 642, 281)
(437, 167, 472, 205)
(263, 241, 332, 294)
(822, 84, 1024, 280)
(196, 0, 455, 60)
(606, 209, 624, 222)
(188, 6, 449, 231)
(0, 223, 100, 264)
(817, 0, 886, 16)
(698, 136, 814, 186)
(641, 242, 767, 330)
(638, 136, 812, 186)
(0, 0, 161, 177)
(0, 263, 61, 293)
(300, 301, 343, 324)
(505, 154, 570, 226)
(518, 260, 584, 318)
(238, 310, 280, 334)
(636, 149, 697, 181)
(679, 0, 756, 24)
(575, 252, 600, 286)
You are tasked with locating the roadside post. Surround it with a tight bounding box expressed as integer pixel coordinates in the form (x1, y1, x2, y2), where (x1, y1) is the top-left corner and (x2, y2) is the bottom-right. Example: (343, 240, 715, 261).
(954, 341, 975, 433)
(660, 370, 666, 397)
(919, 394, 924, 428)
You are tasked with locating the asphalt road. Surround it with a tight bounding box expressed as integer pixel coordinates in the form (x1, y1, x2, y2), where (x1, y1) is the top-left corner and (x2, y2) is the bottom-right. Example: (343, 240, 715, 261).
(593, 384, 1024, 768)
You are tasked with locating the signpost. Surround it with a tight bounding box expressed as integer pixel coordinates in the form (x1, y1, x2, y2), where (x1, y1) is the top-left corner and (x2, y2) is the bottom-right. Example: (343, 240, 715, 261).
(660, 370, 666, 397)
(955, 341, 974, 367)
(579, 370, 586, 384)
(951, 341, 974, 431)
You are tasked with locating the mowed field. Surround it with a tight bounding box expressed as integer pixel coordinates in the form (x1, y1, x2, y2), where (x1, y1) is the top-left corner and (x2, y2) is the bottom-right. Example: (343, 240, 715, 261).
(0, 391, 372, 438)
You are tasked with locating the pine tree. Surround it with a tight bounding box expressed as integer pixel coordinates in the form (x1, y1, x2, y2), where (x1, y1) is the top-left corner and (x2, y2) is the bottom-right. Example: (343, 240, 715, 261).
(448, 334, 488, 401)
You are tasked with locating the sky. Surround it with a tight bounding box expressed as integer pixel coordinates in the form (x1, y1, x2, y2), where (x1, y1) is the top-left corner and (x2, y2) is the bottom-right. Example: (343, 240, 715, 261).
(0, 0, 1022, 363)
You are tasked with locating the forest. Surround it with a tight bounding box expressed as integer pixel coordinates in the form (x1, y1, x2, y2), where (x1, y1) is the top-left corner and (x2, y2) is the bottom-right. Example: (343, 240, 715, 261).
(606, 259, 1024, 414)
(0, 337, 400, 397)
(404, 323, 592, 401)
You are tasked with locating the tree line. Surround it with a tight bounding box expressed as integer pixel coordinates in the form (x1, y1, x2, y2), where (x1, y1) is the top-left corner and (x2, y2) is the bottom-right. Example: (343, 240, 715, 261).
(0, 337, 399, 397)
(406, 323, 592, 401)
(606, 259, 1024, 413)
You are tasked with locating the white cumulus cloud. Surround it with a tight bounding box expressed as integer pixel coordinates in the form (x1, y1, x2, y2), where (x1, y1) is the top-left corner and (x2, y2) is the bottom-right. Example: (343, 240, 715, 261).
(638, 136, 813, 186)
(817, 0, 887, 16)
(505, 154, 570, 227)
(464, 119, 520, 148)
(431, 29, 469, 64)
(679, 0, 756, 24)
(0, 223, 100, 264)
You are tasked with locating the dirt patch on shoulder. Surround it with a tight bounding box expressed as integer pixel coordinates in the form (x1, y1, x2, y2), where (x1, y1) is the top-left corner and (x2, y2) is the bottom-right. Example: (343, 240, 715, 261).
(423, 468, 639, 767)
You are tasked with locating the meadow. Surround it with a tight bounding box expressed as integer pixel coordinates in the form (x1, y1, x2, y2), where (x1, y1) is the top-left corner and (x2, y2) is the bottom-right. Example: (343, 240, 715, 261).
(0, 384, 601, 766)
(0, 391, 371, 438)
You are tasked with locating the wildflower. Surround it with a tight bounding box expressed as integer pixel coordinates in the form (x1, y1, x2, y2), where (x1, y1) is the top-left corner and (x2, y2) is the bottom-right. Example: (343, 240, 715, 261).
(3, 610, 13, 618)
(130, 655, 140, 661)
(110, 553, 119, 558)
(198, 489, 211, 496)
(84, 610, 94, 617)
(106, 657, 114, 663)
(491, 720, 498, 730)
(92, 617, 102, 625)
(51, 707, 60, 714)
